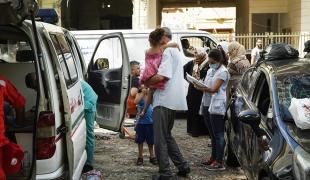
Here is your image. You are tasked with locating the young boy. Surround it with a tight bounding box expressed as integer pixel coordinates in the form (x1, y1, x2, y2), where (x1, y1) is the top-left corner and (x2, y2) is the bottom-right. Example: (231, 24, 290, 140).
(134, 86, 157, 166)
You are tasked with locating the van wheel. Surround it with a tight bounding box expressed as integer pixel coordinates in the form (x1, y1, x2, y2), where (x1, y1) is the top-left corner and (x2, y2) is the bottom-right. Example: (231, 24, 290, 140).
(224, 121, 240, 167)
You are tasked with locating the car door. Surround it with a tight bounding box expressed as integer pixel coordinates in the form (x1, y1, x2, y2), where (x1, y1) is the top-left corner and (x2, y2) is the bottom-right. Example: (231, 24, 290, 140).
(249, 71, 281, 179)
(48, 32, 87, 180)
(229, 68, 260, 177)
(88, 33, 130, 131)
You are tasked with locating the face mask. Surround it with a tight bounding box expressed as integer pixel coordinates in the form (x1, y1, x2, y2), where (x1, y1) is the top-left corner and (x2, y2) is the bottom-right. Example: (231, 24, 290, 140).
(209, 63, 220, 70)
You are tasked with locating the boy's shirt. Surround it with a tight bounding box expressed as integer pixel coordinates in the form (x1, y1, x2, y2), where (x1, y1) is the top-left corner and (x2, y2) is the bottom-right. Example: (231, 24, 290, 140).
(137, 99, 153, 124)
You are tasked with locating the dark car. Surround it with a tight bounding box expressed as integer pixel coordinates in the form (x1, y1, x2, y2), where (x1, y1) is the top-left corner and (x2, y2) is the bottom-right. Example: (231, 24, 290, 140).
(225, 58, 310, 180)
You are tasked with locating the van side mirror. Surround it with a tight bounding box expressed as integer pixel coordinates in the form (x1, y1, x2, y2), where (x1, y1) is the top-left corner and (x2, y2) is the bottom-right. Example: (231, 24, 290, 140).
(238, 109, 261, 127)
(94, 58, 109, 70)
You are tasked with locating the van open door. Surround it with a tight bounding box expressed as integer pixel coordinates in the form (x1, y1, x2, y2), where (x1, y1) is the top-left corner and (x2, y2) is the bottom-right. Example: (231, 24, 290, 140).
(88, 33, 130, 131)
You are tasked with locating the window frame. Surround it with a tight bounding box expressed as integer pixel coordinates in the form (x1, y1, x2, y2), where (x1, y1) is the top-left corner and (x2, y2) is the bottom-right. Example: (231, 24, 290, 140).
(49, 33, 79, 89)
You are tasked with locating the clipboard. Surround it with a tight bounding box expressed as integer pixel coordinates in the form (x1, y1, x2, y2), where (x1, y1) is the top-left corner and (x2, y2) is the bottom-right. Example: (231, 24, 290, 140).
(186, 73, 208, 88)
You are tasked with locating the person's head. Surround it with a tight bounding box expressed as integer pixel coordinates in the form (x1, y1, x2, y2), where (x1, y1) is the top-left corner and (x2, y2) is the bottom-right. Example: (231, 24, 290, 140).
(207, 49, 223, 69)
(181, 39, 190, 49)
(149, 28, 166, 48)
(161, 27, 172, 45)
(228, 41, 246, 59)
(130, 61, 140, 76)
(25, 72, 37, 91)
(217, 41, 229, 54)
(194, 48, 206, 65)
(256, 39, 263, 49)
(217, 46, 229, 66)
(304, 40, 310, 53)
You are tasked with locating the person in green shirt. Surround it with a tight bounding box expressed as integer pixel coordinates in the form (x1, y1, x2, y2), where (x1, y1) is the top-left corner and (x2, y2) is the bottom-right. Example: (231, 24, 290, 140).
(80, 80, 98, 173)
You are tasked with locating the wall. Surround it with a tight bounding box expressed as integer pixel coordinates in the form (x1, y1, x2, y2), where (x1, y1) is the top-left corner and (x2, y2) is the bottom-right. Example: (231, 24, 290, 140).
(249, 0, 288, 13)
(63, 0, 132, 30)
(251, 13, 279, 33)
(76, 0, 100, 29)
(288, 0, 301, 32)
(236, 0, 249, 34)
(300, 0, 310, 32)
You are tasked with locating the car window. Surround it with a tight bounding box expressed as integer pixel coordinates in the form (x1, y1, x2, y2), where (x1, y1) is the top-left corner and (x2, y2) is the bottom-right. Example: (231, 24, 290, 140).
(50, 34, 79, 88)
(252, 73, 271, 117)
(0, 40, 32, 63)
(180, 36, 217, 57)
(278, 75, 310, 121)
(241, 69, 253, 94)
(93, 37, 122, 69)
(241, 68, 260, 99)
(65, 32, 86, 78)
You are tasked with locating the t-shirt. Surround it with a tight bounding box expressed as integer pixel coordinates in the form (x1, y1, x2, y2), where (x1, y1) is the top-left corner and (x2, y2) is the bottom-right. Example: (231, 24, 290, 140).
(137, 99, 153, 124)
(153, 47, 188, 111)
(140, 52, 167, 89)
(207, 65, 230, 115)
(251, 47, 263, 63)
(81, 80, 98, 112)
(131, 76, 140, 89)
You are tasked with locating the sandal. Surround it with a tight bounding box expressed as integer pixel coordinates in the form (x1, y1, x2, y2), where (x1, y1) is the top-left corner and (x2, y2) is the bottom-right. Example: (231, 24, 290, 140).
(136, 157, 143, 166)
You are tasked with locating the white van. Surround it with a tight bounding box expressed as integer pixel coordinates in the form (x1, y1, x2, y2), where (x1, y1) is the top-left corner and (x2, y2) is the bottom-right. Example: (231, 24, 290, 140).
(72, 30, 219, 115)
(72, 29, 219, 68)
(1, 1, 130, 179)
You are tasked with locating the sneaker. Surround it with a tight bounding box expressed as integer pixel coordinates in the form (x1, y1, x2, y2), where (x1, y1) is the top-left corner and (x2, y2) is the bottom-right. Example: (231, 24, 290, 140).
(177, 167, 190, 177)
(136, 157, 143, 166)
(202, 157, 214, 166)
(206, 161, 226, 171)
(150, 157, 158, 165)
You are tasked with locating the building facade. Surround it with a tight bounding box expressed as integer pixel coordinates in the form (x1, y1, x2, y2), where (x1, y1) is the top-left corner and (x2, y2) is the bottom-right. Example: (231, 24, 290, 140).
(37, 0, 310, 34)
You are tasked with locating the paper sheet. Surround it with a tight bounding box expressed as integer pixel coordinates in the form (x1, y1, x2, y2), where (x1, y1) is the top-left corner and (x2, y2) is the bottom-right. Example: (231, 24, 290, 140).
(186, 73, 208, 88)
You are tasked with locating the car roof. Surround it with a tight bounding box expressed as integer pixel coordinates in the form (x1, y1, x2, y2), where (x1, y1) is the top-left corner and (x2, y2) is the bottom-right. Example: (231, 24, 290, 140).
(264, 58, 310, 80)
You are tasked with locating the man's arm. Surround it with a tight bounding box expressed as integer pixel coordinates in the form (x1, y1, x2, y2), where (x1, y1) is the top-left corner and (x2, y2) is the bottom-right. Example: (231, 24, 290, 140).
(144, 75, 166, 86)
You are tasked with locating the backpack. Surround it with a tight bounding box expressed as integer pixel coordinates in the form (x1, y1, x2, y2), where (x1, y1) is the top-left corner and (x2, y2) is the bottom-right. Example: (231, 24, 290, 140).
(263, 43, 299, 61)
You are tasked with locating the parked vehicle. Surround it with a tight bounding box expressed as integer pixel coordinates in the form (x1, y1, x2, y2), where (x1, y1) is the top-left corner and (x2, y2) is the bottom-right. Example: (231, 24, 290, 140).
(0, 0, 119, 179)
(226, 57, 310, 179)
(72, 29, 219, 67)
(72, 29, 219, 109)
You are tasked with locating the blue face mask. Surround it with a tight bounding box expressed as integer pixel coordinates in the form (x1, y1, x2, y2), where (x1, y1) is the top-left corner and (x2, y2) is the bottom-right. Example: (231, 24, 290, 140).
(209, 63, 220, 70)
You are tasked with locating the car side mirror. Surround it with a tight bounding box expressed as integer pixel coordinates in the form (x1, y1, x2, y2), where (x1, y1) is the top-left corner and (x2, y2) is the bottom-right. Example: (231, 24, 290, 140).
(238, 109, 261, 127)
(94, 58, 109, 70)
